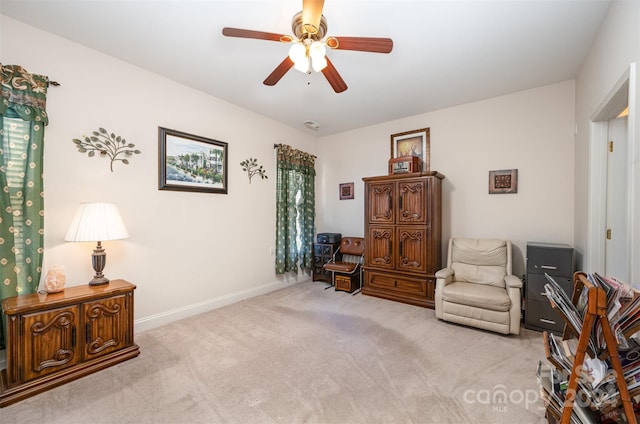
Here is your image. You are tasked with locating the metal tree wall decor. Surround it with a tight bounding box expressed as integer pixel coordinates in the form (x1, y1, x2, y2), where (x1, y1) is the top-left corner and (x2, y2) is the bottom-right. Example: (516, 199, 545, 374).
(73, 128, 141, 172)
(240, 158, 268, 183)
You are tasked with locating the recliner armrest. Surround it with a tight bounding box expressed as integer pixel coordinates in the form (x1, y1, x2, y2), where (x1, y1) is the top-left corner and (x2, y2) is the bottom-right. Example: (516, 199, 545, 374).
(435, 268, 454, 281)
(436, 268, 454, 291)
(505, 274, 523, 289)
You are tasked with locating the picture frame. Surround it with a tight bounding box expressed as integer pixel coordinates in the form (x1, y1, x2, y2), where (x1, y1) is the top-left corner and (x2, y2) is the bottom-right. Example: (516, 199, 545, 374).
(390, 127, 430, 172)
(488, 169, 518, 194)
(158, 127, 228, 194)
(339, 182, 354, 200)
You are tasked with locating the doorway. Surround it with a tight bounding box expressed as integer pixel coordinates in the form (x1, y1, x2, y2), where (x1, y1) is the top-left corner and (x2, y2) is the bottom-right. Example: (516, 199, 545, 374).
(605, 113, 629, 281)
(587, 64, 636, 282)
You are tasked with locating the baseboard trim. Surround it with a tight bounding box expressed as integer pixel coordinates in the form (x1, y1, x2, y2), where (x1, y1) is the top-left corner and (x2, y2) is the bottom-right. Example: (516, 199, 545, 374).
(133, 278, 304, 334)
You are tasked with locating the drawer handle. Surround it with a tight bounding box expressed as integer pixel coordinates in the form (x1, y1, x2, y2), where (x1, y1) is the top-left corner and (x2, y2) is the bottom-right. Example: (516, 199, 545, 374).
(539, 318, 556, 325)
(540, 265, 557, 270)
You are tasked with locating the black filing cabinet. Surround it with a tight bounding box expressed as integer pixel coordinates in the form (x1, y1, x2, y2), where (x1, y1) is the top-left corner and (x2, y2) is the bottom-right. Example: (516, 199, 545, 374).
(525, 242, 575, 334)
(312, 242, 340, 283)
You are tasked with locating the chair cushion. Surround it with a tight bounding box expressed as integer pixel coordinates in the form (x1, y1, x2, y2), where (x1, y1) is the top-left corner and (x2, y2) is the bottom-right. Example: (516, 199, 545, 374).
(451, 238, 507, 266)
(451, 262, 506, 288)
(324, 262, 358, 273)
(339, 237, 365, 256)
(441, 281, 511, 312)
(450, 239, 508, 288)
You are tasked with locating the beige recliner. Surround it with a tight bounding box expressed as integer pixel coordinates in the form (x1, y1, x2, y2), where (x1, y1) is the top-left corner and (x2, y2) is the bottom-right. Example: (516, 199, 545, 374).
(435, 238, 522, 335)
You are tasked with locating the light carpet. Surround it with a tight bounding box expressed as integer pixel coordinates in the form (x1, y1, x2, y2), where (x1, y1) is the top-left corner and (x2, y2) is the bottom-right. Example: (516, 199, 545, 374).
(0, 280, 548, 423)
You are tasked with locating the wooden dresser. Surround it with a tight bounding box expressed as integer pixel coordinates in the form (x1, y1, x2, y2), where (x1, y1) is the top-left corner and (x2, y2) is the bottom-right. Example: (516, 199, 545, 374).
(0, 279, 140, 407)
(362, 172, 444, 308)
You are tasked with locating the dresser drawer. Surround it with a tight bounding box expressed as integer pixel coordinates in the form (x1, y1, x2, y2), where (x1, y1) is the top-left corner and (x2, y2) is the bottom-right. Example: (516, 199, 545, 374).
(527, 273, 572, 303)
(367, 272, 427, 296)
(525, 298, 565, 334)
(527, 243, 574, 276)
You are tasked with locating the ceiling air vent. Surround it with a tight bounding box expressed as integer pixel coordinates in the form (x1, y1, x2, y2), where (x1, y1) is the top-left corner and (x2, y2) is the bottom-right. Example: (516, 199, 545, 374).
(304, 120, 320, 131)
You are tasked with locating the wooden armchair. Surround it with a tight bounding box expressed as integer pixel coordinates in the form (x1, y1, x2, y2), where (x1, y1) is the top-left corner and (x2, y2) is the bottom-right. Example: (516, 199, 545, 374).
(323, 237, 365, 294)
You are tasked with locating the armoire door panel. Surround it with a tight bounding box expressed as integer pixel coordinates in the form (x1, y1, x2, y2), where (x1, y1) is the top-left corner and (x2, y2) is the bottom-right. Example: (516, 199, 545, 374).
(397, 179, 429, 224)
(366, 226, 394, 269)
(397, 228, 428, 273)
(82, 295, 128, 361)
(21, 306, 80, 382)
(367, 182, 394, 223)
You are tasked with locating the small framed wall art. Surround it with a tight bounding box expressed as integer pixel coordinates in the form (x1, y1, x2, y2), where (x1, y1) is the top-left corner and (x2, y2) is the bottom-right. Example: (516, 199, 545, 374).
(488, 169, 518, 194)
(158, 127, 228, 194)
(339, 182, 354, 200)
(390, 127, 430, 172)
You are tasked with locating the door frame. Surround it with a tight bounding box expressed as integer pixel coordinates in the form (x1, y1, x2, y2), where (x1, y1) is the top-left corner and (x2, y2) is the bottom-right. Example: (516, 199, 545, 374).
(587, 63, 637, 281)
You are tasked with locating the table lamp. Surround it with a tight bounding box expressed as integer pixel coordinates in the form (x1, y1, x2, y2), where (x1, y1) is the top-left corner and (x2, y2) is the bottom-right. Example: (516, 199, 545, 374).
(64, 202, 129, 286)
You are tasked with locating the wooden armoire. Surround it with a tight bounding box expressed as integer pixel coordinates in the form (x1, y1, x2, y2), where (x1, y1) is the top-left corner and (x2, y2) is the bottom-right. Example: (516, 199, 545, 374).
(362, 171, 444, 308)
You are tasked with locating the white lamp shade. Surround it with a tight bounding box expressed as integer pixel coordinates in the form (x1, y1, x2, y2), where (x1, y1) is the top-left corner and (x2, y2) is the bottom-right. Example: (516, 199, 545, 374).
(311, 55, 327, 72)
(293, 57, 311, 73)
(64, 202, 129, 242)
(288, 42, 306, 63)
(309, 41, 326, 59)
(309, 41, 327, 72)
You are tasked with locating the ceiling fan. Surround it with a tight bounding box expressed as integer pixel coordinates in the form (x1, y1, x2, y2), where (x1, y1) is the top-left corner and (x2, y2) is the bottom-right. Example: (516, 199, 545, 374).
(222, 0, 393, 93)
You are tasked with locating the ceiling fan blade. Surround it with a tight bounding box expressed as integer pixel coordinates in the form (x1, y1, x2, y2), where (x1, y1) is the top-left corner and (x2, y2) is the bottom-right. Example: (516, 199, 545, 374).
(321, 57, 347, 93)
(222, 27, 292, 43)
(302, 0, 325, 34)
(263, 57, 295, 86)
(326, 36, 393, 54)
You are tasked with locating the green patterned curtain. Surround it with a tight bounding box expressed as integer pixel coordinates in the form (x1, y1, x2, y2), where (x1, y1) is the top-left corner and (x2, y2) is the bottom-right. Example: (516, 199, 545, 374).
(275, 144, 315, 275)
(0, 64, 49, 348)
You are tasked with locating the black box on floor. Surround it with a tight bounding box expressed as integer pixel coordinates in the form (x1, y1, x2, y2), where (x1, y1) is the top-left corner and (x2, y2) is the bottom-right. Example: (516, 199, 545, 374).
(317, 233, 341, 244)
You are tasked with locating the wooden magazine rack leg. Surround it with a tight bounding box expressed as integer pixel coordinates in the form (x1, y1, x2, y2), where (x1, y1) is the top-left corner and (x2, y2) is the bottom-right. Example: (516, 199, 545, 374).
(560, 272, 636, 424)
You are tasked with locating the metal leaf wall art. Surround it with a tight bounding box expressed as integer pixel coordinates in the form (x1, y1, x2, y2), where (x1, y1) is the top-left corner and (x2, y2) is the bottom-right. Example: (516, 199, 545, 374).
(73, 128, 141, 172)
(240, 157, 268, 184)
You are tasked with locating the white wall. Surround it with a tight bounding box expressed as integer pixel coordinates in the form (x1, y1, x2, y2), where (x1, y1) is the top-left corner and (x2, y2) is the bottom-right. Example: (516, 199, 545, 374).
(317, 81, 577, 278)
(1, 16, 317, 332)
(574, 0, 640, 279)
(2, 12, 580, 332)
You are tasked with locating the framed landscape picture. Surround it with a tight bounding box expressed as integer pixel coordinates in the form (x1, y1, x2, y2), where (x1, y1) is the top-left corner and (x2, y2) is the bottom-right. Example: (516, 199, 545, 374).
(158, 127, 228, 194)
(390, 127, 430, 172)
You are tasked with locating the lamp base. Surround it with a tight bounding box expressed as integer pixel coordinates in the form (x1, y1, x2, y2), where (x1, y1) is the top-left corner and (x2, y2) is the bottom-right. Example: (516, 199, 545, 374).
(89, 276, 109, 286)
(90, 241, 110, 286)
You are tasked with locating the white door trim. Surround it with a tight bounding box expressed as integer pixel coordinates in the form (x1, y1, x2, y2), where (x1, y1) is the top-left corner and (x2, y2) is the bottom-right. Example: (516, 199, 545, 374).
(587, 63, 637, 282)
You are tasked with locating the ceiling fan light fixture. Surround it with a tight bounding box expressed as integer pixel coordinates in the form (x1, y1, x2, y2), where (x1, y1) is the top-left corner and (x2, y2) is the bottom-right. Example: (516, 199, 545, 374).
(222, 0, 391, 93)
(309, 41, 327, 72)
(288, 42, 306, 63)
(288, 42, 310, 72)
(294, 57, 311, 73)
(309, 40, 326, 58)
(311, 55, 327, 72)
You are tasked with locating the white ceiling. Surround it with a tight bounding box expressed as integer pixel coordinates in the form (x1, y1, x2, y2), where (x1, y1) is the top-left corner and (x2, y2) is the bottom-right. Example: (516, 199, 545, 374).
(1, 0, 611, 136)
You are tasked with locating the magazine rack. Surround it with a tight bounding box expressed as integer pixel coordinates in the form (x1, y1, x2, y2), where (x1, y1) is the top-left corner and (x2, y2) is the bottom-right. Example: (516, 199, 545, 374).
(546, 271, 636, 424)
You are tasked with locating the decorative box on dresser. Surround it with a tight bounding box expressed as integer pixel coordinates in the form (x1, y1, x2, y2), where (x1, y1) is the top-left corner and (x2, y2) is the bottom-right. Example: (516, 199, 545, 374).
(0, 279, 140, 407)
(362, 171, 444, 308)
(312, 242, 341, 283)
(525, 242, 575, 334)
